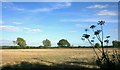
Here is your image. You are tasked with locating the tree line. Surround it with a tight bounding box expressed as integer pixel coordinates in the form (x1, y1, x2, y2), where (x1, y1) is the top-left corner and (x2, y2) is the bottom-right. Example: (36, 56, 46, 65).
(5, 20, 119, 49)
(11, 37, 120, 49)
(12, 38, 71, 48)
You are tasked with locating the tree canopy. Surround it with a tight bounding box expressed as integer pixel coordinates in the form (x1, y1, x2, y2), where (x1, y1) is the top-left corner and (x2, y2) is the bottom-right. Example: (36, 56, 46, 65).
(42, 39, 51, 47)
(16, 37, 26, 48)
(57, 39, 70, 47)
(95, 43, 100, 48)
(112, 40, 120, 48)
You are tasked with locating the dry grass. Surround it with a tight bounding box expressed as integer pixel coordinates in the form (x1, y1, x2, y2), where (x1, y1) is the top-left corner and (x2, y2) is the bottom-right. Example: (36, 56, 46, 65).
(1, 48, 116, 68)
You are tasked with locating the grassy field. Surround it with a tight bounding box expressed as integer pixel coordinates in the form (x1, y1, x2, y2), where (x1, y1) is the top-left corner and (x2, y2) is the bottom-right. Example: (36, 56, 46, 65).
(1, 48, 119, 70)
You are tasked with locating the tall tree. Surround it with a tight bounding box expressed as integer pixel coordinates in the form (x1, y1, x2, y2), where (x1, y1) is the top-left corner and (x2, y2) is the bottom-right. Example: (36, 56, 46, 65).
(16, 37, 26, 48)
(57, 39, 70, 47)
(42, 39, 51, 47)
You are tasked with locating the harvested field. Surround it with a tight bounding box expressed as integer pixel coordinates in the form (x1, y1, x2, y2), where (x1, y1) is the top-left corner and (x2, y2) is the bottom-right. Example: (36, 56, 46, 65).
(1, 48, 119, 70)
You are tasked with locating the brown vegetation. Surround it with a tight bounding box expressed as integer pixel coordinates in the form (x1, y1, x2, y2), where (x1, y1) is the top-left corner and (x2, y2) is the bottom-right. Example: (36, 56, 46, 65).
(1, 48, 116, 69)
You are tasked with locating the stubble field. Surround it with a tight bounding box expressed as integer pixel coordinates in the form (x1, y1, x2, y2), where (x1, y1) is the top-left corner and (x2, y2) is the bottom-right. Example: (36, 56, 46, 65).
(1, 48, 118, 69)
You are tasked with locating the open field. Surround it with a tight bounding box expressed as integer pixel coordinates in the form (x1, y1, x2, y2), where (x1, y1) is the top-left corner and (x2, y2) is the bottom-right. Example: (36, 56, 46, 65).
(1, 48, 119, 70)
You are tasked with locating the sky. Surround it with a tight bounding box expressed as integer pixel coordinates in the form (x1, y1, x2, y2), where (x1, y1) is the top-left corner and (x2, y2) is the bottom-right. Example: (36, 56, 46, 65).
(1, 0, 119, 2)
(0, 2, 118, 46)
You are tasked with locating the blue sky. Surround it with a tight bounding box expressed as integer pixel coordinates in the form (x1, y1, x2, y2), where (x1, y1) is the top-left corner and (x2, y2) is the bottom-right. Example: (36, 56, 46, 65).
(0, 2, 118, 46)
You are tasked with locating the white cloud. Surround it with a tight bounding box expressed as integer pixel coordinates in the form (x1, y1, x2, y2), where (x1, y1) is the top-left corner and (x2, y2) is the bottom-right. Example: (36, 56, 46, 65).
(87, 4, 108, 8)
(0, 25, 42, 33)
(23, 27, 30, 30)
(97, 10, 117, 16)
(3, 2, 71, 12)
(23, 27, 42, 32)
(0, 40, 13, 46)
(31, 2, 71, 12)
(12, 7, 25, 11)
(0, 25, 19, 31)
(27, 28, 42, 32)
(61, 18, 101, 22)
(2, 2, 25, 11)
(75, 23, 89, 28)
(61, 18, 117, 23)
(12, 22, 22, 25)
(53, 2, 71, 9)
(31, 8, 52, 12)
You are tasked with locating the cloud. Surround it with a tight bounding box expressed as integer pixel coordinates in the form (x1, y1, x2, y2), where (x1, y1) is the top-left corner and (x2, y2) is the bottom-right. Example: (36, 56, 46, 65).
(97, 10, 117, 16)
(61, 18, 100, 23)
(0, 25, 19, 31)
(28, 28, 42, 32)
(87, 4, 108, 8)
(0, 40, 13, 46)
(31, 8, 52, 12)
(3, 2, 71, 12)
(2, 2, 25, 11)
(0, 25, 42, 32)
(53, 2, 71, 9)
(60, 18, 117, 23)
(12, 7, 25, 11)
(31, 2, 71, 12)
(23, 27, 30, 30)
(12, 22, 22, 25)
(75, 23, 89, 28)
(23, 27, 42, 32)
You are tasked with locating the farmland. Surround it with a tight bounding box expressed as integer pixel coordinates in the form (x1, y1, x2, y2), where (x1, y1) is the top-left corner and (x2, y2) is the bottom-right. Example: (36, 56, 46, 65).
(1, 48, 118, 70)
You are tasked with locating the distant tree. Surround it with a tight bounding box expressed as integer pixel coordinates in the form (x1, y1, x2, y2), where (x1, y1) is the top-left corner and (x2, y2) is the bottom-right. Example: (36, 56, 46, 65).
(57, 39, 70, 47)
(112, 40, 120, 48)
(42, 39, 51, 47)
(95, 43, 100, 48)
(16, 37, 26, 48)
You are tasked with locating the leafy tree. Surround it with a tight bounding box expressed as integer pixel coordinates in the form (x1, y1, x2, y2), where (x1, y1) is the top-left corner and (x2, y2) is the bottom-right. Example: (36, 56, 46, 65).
(95, 43, 100, 48)
(112, 40, 120, 48)
(57, 39, 70, 47)
(16, 37, 26, 48)
(42, 39, 51, 47)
